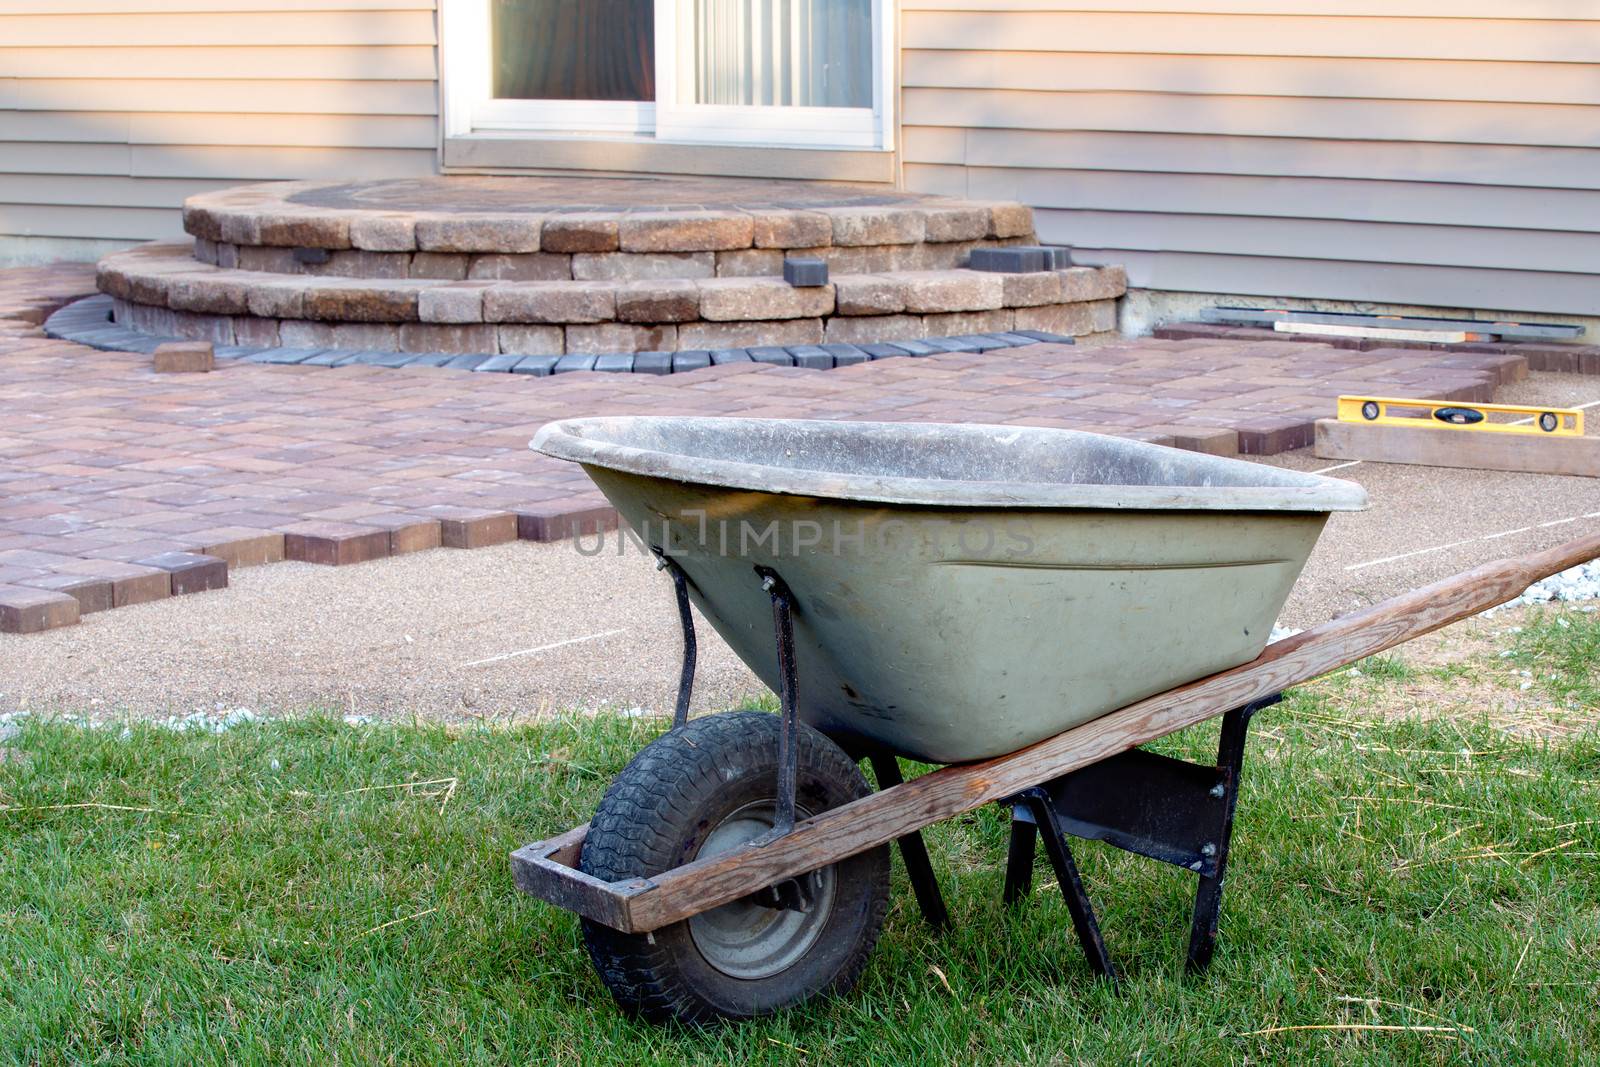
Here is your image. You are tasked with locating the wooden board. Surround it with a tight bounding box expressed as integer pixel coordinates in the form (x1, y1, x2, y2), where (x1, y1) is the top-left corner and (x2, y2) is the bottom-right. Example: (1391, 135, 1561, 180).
(512, 532, 1600, 933)
(1315, 418, 1599, 478)
(1277, 322, 1472, 343)
(510, 825, 648, 933)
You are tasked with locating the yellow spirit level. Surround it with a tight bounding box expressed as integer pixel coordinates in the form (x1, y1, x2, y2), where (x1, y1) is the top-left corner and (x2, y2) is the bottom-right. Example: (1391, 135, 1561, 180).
(1337, 395, 1583, 437)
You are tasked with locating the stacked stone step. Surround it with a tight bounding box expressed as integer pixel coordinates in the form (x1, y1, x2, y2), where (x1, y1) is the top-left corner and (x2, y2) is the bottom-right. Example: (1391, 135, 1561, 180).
(100, 246, 1124, 355)
(100, 180, 1125, 355)
(184, 186, 1035, 281)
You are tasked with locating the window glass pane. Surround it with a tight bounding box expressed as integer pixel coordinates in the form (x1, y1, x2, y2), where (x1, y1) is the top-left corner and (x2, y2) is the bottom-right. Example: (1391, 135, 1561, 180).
(691, 0, 871, 108)
(492, 0, 656, 101)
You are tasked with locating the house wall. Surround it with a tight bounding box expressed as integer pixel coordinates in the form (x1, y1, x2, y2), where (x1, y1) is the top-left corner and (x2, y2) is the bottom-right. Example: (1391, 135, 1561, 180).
(899, 1, 1600, 317)
(0, 0, 439, 263)
(6, 0, 1600, 326)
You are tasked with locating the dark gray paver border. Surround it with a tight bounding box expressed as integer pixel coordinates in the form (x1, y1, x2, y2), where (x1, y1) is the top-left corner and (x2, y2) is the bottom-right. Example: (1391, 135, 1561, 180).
(44, 295, 1075, 376)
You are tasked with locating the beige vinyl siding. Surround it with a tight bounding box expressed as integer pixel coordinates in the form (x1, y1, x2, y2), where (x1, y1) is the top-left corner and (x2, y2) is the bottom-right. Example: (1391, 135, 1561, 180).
(0, 0, 438, 253)
(901, 2, 1600, 315)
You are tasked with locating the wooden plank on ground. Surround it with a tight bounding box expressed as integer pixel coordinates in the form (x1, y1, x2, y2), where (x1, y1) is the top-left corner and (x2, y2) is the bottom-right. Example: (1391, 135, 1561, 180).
(515, 533, 1600, 933)
(1277, 322, 1472, 343)
(1315, 418, 1599, 478)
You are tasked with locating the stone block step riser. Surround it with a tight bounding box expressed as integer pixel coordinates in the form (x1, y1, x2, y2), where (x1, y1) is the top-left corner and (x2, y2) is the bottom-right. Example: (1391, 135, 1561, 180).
(192, 236, 1038, 281)
(101, 246, 1125, 354)
(183, 181, 1036, 258)
(103, 247, 1125, 320)
(111, 296, 1120, 355)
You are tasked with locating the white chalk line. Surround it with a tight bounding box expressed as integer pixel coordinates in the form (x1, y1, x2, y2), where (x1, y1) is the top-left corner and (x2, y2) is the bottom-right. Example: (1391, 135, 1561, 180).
(1508, 397, 1600, 426)
(1347, 511, 1600, 573)
(460, 628, 628, 668)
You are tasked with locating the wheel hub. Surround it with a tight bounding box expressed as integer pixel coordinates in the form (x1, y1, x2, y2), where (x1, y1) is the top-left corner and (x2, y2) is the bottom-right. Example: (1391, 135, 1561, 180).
(687, 802, 836, 980)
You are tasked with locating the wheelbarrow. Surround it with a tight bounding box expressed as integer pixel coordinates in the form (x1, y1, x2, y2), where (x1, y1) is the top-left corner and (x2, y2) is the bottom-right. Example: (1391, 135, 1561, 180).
(516, 415, 1600, 1025)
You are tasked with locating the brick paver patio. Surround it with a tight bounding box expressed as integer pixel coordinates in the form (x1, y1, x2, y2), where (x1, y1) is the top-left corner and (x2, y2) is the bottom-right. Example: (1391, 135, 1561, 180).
(0, 265, 1529, 634)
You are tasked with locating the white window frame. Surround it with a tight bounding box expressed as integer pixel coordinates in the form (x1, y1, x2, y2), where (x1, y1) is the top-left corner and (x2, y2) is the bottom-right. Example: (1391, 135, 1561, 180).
(440, 0, 656, 137)
(439, 0, 894, 151)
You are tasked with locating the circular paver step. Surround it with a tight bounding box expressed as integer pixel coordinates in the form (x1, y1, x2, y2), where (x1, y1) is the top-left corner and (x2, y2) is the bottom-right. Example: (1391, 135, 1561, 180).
(98, 244, 1126, 355)
(183, 178, 1038, 283)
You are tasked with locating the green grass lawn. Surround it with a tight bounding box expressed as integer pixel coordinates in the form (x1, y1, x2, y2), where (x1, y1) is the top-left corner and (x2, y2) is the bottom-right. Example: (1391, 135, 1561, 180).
(3, 609, 1597, 1065)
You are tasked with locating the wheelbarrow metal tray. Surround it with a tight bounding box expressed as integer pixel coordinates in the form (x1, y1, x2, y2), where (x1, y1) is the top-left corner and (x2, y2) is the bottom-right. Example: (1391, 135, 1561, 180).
(533, 417, 1366, 763)
(510, 532, 1600, 934)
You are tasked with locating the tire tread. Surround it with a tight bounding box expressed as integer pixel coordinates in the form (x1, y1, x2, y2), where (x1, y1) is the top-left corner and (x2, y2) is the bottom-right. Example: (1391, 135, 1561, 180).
(578, 711, 888, 1024)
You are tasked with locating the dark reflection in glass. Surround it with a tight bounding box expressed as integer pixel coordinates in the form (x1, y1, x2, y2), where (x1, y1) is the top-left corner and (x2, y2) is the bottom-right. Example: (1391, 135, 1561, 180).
(492, 0, 656, 101)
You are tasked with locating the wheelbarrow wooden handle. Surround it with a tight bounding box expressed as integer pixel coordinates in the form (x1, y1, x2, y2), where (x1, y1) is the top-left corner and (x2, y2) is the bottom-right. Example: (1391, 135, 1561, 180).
(522, 530, 1600, 933)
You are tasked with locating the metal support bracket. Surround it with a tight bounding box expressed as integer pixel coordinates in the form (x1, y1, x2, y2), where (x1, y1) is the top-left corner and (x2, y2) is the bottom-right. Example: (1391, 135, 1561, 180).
(755, 565, 802, 837)
(746, 565, 950, 927)
(652, 549, 697, 729)
(1001, 694, 1279, 979)
(869, 753, 951, 933)
(1007, 788, 1119, 981)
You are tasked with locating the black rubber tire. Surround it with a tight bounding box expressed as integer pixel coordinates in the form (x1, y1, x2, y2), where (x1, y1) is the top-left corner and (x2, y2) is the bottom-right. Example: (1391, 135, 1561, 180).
(578, 710, 890, 1025)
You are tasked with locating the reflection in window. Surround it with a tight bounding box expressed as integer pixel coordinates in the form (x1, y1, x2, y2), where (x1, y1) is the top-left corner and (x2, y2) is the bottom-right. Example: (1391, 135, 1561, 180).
(492, 0, 656, 101)
(691, 0, 871, 108)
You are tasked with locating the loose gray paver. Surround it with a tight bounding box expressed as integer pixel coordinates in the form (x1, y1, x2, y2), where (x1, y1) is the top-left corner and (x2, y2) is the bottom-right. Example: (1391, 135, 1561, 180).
(923, 337, 982, 354)
(553, 353, 598, 374)
(859, 343, 907, 360)
(783, 256, 830, 287)
(473, 354, 524, 373)
(787, 345, 834, 369)
(672, 350, 712, 373)
(632, 351, 673, 375)
(511, 355, 560, 376)
(593, 353, 636, 373)
(822, 343, 870, 366)
(251, 348, 318, 364)
(954, 335, 1012, 351)
(969, 247, 1051, 273)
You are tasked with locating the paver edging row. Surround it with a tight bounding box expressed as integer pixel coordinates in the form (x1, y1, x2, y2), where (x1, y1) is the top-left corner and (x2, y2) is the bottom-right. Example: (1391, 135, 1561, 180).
(0, 499, 630, 635)
(46, 295, 1083, 375)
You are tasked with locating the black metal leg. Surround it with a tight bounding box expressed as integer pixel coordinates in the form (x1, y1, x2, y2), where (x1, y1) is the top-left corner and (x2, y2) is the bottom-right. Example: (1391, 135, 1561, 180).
(1000, 695, 1277, 982)
(1002, 814, 1037, 905)
(653, 552, 696, 730)
(1022, 790, 1119, 982)
(1186, 702, 1259, 973)
(756, 566, 801, 836)
(869, 754, 950, 932)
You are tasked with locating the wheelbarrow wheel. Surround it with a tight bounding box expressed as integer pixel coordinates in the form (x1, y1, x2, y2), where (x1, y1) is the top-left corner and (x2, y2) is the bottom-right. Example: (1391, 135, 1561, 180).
(579, 710, 890, 1025)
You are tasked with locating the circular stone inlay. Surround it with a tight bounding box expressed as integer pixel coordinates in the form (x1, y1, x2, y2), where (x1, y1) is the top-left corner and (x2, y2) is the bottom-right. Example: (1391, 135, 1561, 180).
(288, 176, 939, 215)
